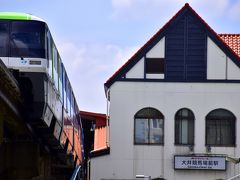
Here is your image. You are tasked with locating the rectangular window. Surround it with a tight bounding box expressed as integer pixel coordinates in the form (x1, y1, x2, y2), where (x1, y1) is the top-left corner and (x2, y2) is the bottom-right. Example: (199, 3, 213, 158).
(135, 118, 163, 144)
(146, 58, 164, 74)
(135, 118, 148, 144)
(149, 119, 163, 144)
(206, 120, 234, 145)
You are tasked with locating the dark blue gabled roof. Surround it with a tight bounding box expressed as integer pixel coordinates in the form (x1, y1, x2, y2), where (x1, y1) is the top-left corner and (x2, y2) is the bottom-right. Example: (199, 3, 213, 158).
(105, 3, 240, 89)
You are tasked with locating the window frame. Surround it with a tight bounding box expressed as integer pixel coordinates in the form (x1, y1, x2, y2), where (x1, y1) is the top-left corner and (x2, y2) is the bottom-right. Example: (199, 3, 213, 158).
(174, 108, 195, 146)
(134, 107, 164, 145)
(205, 108, 236, 147)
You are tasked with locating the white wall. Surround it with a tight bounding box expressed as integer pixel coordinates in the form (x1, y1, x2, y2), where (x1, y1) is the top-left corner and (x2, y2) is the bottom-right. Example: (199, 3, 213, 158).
(207, 37, 227, 79)
(207, 37, 240, 80)
(126, 58, 144, 79)
(91, 82, 240, 180)
(227, 57, 240, 80)
(146, 37, 165, 58)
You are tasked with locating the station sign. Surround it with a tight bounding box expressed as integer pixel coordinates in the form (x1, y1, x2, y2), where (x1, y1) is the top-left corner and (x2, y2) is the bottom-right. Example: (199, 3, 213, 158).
(174, 155, 226, 170)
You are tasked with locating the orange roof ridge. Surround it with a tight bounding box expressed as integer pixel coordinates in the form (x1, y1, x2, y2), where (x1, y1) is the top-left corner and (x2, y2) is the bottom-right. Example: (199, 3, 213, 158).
(219, 34, 240, 35)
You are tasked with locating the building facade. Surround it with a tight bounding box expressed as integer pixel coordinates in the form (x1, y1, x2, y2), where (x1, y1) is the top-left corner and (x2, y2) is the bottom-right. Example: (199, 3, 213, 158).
(80, 111, 108, 180)
(91, 4, 240, 180)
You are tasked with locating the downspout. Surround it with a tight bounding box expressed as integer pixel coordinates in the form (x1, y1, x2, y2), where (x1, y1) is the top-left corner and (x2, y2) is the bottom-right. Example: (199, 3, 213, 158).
(106, 89, 110, 147)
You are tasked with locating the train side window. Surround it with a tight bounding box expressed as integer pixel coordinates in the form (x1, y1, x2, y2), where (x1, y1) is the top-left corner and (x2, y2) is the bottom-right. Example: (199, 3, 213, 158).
(66, 80, 71, 115)
(62, 69, 64, 101)
(72, 95, 75, 118)
(70, 89, 73, 117)
(57, 57, 60, 91)
(51, 43, 55, 79)
(59, 60, 63, 98)
(63, 70, 67, 108)
(46, 37, 49, 62)
(47, 32, 52, 60)
(65, 78, 69, 112)
(53, 47, 57, 71)
(68, 89, 71, 117)
(52, 45, 58, 87)
(0, 21, 9, 57)
(70, 90, 73, 117)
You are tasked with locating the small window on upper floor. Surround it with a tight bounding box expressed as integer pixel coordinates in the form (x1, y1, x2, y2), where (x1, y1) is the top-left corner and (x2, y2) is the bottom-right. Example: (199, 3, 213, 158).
(145, 58, 164, 74)
(134, 107, 164, 145)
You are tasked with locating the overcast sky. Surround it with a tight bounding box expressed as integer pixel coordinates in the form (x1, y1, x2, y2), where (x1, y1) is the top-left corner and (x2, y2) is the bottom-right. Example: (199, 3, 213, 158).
(2, 0, 240, 113)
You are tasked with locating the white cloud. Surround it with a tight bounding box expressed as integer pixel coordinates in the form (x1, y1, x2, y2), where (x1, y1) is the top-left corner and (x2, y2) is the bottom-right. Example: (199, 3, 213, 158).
(56, 37, 139, 113)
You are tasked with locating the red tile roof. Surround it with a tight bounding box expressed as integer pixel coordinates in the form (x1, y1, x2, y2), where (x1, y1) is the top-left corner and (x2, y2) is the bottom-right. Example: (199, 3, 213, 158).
(80, 111, 107, 127)
(219, 34, 240, 57)
(80, 111, 106, 119)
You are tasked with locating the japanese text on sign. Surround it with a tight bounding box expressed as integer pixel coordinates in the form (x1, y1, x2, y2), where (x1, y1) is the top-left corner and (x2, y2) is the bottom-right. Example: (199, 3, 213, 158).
(174, 156, 226, 170)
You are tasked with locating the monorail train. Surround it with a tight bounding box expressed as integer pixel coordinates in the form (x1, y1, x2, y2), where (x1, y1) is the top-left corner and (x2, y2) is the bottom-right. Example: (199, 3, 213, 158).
(0, 12, 83, 165)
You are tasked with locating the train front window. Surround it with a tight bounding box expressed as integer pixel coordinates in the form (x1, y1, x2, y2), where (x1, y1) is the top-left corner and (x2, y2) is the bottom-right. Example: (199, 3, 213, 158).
(0, 21, 9, 57)
(10, 21, 45, 58)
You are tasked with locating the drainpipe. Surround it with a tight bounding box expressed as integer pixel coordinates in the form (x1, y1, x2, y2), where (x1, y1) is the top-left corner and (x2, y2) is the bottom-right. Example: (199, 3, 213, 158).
(106, 89, 110, 147)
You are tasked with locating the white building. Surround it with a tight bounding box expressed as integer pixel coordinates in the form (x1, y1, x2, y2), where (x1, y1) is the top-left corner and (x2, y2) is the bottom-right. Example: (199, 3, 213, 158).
(91, 3, 240, 180)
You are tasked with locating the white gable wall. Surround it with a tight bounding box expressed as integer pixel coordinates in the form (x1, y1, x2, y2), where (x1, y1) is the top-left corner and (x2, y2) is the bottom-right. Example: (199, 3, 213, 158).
(207, 37, 227, 79)
(146, 37, 165, 58)
(207, 37, 240, 80)
(126, 58, 144, 78)
(227, 57, 240, 79)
